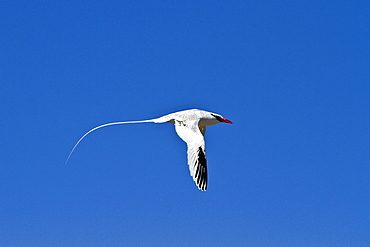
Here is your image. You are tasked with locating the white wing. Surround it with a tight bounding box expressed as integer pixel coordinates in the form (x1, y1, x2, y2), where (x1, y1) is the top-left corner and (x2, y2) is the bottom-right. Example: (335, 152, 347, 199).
(174, 119, 207, 191)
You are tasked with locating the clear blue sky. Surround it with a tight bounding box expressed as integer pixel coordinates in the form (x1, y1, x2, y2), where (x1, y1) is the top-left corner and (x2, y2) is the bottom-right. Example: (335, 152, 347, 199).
(1, 1, 369, 246)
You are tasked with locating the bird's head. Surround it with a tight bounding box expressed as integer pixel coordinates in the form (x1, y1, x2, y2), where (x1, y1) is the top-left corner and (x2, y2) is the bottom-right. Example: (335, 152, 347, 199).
(211, 113, 233, 124)
(196, 110, 233, 126)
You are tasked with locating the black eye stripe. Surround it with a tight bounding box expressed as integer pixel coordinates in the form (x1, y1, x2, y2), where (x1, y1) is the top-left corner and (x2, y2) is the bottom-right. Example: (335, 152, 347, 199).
(211, 114, 222, 120)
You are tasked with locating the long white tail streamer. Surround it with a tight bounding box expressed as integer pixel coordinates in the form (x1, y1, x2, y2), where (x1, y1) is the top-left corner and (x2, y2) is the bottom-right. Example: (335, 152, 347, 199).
(65, 119, 156, 166)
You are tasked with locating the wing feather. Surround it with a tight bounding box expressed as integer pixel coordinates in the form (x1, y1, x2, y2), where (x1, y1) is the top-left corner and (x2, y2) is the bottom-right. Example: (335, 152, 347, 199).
(174, 120, 207, 191)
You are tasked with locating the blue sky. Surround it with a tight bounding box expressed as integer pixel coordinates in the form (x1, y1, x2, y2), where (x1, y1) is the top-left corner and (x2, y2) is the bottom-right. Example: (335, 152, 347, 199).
(1, 1, 369, 246)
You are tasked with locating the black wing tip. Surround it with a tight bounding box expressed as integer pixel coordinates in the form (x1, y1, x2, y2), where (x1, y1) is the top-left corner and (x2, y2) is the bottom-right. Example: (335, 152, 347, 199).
(198, 185, 207, 191)
(195, 147, 207, 191)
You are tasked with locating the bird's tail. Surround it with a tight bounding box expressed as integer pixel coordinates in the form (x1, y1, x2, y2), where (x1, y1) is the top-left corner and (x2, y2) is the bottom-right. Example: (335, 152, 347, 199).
(65, 119, 158, 166)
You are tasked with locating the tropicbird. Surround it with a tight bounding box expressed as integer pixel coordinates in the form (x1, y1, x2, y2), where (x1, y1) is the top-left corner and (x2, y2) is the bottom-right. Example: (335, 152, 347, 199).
(66, 109, 232, 191)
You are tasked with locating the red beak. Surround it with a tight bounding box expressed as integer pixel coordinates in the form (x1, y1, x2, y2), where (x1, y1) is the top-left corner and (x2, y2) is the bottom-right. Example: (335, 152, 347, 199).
(220, 118, 233, 124)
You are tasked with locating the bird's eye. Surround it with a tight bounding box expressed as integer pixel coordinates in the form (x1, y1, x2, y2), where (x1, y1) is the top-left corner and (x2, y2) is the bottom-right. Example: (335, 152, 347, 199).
(211, 114, 222, 121)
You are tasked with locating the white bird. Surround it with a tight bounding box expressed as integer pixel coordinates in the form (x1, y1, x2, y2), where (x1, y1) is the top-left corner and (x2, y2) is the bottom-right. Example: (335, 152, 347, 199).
(65, 109, 232, 191)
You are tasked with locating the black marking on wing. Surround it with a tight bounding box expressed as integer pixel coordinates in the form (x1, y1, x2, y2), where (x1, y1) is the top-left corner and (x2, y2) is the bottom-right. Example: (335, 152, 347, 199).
(195, 147, 207, 191)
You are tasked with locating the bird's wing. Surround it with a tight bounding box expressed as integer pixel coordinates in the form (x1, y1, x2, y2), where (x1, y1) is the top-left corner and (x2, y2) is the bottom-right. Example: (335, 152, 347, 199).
(174, 119, 207, 191)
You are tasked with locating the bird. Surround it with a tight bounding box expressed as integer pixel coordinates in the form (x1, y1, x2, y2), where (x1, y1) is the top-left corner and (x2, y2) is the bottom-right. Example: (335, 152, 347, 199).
(65, 109, 232, 191)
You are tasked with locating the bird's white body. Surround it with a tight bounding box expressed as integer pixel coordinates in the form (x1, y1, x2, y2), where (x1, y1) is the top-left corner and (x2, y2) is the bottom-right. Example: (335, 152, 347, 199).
(66, 109, 232, 191)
